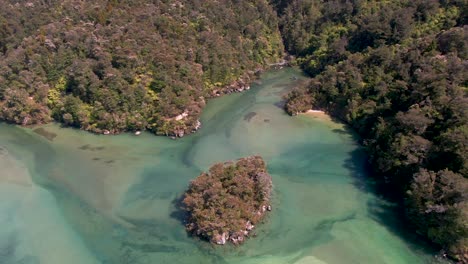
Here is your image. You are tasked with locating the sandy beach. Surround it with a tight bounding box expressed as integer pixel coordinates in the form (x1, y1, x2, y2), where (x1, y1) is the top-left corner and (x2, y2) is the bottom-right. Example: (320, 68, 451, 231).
(301, 109, 333, 122)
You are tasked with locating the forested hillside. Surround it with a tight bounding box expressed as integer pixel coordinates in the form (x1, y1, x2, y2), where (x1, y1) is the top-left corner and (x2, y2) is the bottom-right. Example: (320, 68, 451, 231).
(279, 0, 467, 261)
(0, 0, 283, 136)
(1, 0, 466, 261)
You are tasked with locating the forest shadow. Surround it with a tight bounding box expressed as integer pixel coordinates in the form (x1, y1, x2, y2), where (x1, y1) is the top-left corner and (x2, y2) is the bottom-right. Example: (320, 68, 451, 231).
(169, 195, 217, 250)
(342, 144, 441, 256)
(33, 127, 57, 141)
(169, 195, 188, 228)
(273, 99, 286, 109)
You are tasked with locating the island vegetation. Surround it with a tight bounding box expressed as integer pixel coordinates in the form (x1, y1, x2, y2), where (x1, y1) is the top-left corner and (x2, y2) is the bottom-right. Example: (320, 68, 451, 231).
(277, 0, 467, 261)
(181, 156, 272, 245)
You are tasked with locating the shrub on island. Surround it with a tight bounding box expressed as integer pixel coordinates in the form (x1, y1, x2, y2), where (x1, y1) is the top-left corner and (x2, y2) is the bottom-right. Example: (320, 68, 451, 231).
(182, 156, 272, 245)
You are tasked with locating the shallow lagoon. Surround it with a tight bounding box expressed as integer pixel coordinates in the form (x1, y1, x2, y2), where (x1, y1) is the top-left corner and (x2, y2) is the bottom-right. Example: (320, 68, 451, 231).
(0, 68, 445, 263)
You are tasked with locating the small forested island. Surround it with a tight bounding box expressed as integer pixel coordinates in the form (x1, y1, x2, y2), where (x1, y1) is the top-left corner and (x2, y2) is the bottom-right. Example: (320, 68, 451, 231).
(182, 156, 272, 245)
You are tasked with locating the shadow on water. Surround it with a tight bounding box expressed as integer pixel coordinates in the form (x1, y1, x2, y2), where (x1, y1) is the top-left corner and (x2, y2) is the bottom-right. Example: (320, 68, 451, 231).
(33, 127, 57, 141)
(169, 199, 222, 264)
(331, 128, 349, 135)
(169, 195, 188, 230)
(341, 136, 444, 260)
(118, 217, 172, 243)
(277, 213, 361, 264)
(168, 195, 241, 264)
(243, 112, 257, 122)
(273, 100, 286, 109)
(78, 144, 106, 151)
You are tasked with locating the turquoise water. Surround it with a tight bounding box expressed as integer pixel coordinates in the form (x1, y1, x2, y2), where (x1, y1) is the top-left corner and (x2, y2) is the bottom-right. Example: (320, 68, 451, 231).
(0, 68, 445, 264)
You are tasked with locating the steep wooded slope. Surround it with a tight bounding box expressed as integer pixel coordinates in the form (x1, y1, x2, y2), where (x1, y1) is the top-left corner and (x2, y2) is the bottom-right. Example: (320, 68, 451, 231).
(0, 0, 283, 135)
(278, 0, 467, 261)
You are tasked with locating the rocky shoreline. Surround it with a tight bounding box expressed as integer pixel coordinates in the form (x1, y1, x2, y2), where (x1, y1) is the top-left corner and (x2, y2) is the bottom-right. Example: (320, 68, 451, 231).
(208, 56, 293, 98)
(208, 204, 272, 245)
(146, 57, 293, 138)
(27, 57, 293, 139)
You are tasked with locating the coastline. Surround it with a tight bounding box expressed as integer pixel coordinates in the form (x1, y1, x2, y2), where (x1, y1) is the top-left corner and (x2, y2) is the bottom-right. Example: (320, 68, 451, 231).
(299, 110, 347, 132)
(0, 68, 443, 263)
(5, 61, 291, 140)
(300, 109, 333, 122)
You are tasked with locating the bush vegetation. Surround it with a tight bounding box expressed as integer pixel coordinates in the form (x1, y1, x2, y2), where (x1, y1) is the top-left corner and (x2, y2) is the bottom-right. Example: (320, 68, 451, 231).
(1, 0, 466, 259)
(0, 0, 283, 136)
(278, 0, 467, 260)
(182, 156, 272, 245)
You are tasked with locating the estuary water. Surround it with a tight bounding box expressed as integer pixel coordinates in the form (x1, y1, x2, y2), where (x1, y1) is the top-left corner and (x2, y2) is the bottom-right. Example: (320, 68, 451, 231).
(0, 68, 445, 264)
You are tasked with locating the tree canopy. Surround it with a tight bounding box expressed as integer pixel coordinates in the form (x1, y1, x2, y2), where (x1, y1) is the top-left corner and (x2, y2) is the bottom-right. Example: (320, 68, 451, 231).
(182, 156, 272, 245)
(280, 0, 467, 261)
(0, 0, 283, 136)
(1, 0, 466, 260)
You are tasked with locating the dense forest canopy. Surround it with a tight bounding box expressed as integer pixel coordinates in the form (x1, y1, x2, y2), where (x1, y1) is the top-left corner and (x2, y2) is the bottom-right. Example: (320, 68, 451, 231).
(1, 0, 467, 261)
(279, 0, 467, 261)
(182, 156, 273, 245)
(0, 0, 283, 136)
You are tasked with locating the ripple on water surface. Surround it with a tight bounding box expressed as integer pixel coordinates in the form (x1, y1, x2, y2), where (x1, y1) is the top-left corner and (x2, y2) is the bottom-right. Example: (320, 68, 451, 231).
(0, 68, 445, 264)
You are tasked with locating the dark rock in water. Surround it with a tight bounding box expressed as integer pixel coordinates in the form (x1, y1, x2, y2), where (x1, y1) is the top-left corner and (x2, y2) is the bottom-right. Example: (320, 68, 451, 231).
(33, 127, 57, 141)
(79, 144, 105, 151)
(244, 112, 257, 122)
(79, 144, 90, 150)
(264, 119, 270, 123)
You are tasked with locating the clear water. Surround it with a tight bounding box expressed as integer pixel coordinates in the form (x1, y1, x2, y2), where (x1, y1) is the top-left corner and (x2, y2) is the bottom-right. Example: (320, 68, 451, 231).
(0, 68, 445, 264)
